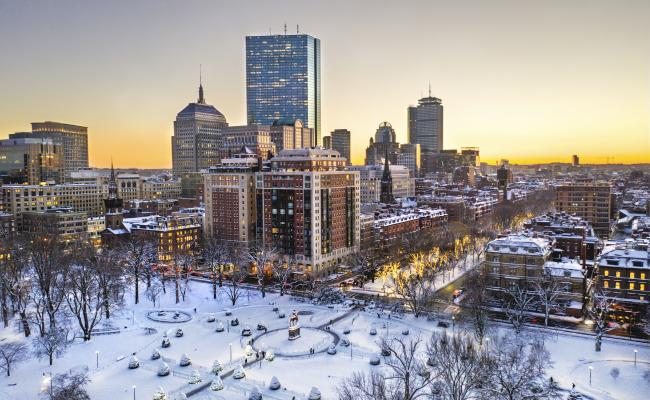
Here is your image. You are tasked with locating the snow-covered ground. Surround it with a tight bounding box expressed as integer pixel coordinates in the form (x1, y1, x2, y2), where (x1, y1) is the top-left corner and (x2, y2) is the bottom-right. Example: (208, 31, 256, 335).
(1, 280, 649, 400)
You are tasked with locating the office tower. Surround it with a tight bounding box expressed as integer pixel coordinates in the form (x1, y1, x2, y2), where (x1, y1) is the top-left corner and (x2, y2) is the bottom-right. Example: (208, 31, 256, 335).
(330, 129, 351, 165)
(554, 182, 612, 237)
(256, 148, 359, 275)
(397, 143, 420, 177)
(22, 207, 88, 242)
(246, 34, 321, 145)
(220, 124, 276, 161)
(203, 151, 260, 245)
(172, 84, 228, 176)
(408, 94, 443, 152)
(497, 164, 512, 201)
(365, 122, 400, 166)
(572, 154, 580, 167)
(380, 156, 394, 204)
(322, 135, 332, 149)
(30, 121, 89, 178)
(0, 135, 63, 184)
(270, 118, 314, 151)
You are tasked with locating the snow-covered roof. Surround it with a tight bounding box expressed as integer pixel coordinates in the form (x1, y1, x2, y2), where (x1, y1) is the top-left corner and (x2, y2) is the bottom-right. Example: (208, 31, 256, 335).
(487, 235, 552, 256)
(544, 259, 584, 279)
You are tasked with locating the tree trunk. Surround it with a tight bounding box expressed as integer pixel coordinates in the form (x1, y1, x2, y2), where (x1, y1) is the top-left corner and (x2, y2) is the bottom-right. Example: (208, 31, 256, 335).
(134, 268, 140, 304)
(103, 287, 110, 319)
(49, 353, 53, 366)
(175, 279, 179, 304)
(19, 311, 31, 337)
(213, 281, 217, 300)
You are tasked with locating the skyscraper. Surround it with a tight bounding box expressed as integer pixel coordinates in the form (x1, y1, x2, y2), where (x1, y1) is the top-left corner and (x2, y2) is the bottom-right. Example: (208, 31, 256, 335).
(30, 121, 89, 178)
(0, 135, 63, 184)
(408, 94, 443, 153)
(172, 84, 228, 176)
(330, 129, 351, 165)
(246, 34, 321, 145)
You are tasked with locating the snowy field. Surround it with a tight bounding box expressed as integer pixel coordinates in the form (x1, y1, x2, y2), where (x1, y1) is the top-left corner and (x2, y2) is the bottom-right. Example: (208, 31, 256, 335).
(1, 280, 649, 400)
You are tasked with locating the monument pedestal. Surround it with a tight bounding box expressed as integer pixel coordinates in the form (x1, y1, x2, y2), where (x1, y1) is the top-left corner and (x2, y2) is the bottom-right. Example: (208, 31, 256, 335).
(288, 324, 301, 340)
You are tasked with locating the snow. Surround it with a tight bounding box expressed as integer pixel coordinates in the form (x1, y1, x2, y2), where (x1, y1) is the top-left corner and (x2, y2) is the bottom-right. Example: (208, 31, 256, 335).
(1, 280, 649, 400)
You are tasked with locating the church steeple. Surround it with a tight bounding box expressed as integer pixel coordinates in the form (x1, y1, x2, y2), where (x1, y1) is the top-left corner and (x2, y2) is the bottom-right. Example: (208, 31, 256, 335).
(104, 158, 124, 229)
(380, 148, 394, 204)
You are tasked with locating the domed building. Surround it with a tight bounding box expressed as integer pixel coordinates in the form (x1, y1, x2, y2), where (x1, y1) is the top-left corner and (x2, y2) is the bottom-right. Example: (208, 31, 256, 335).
(172, 83, 228, 175)
(374, 121, 396, 143)
(365, 122, 400, 166)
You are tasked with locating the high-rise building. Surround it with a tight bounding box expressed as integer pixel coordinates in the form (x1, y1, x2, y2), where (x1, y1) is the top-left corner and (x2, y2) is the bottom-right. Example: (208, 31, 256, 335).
(572, 154, 580, 167)
(330, 129, 351, 165)
(256, 148, 359, 275)
(554, 182, 612, 237)
(270, 118, 314, 151)
(0, 135, 63, 184)
(408, 95, 443, 153)
(397, 143, 420, 177)
(246, 34, 321, 145)
(322, 135, 332, 149)
(30, 121, 89, 178)
(365, 122, 400, 166)
(172, 84, 228, 176)
(203, 151, 260, 245)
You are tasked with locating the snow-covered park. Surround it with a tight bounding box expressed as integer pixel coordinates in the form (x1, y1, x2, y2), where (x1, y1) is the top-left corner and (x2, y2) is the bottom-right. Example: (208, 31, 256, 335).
(1, 280, 649, 400)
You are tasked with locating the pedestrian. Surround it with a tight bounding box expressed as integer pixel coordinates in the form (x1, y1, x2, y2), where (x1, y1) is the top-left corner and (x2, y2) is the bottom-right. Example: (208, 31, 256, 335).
(194, 307, 196, 313)
(256, 353, 259, 360)
(245, 358, 247, 364)
(572, 383, 575, 389)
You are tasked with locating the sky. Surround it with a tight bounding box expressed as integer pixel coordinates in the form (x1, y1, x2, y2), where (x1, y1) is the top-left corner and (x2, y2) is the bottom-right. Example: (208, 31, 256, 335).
(0, 0, 648, 168)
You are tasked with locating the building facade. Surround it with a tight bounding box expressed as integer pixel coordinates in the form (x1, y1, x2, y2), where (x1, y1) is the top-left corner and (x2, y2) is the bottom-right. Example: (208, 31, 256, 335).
(408, 95, 443, 153)
(554, 183, 612, 237)
(220, 125, 276, 161)
(246, 34, 321, 144)
(22, 207, 88, 242)
(172, 84, 228, 175)
(330, 129, 351, 165)
(256, 148, 359, 275)
(0, 136, 63, 184)
(270, 118, 314, 151)
(30, 121, 89, 178)
(347, 164, 414, 204)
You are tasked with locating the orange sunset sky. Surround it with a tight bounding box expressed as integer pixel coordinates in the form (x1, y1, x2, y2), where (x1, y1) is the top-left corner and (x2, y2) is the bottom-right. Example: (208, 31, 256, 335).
(0, 0, 648, 168)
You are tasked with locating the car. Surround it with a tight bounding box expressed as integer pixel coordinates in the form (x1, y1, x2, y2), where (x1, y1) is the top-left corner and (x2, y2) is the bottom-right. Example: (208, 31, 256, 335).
(340, 338, 350, 347)
(241, 327, 252, 336)
(437, 321, 449, 328)
(175, 328, 184, 337)
(453, 289, 464, 299)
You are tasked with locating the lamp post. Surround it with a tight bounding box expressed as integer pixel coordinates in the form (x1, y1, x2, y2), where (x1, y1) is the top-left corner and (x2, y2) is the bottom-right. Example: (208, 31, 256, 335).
(634, 349, 638, 367)
(485, 337, 490, 354)
(229, 343, 233, 363)
(95, 350, 99, 369)
(132, 385, 136, 400)
(588, 366, 593, 385)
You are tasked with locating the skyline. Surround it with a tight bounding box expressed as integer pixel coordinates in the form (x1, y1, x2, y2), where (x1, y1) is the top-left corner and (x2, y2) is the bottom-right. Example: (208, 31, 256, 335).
(1, 0, 649, 168)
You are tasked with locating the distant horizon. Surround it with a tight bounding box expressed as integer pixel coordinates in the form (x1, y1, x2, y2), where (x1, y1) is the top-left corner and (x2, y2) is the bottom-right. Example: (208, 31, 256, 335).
(1, 0, 648, 167)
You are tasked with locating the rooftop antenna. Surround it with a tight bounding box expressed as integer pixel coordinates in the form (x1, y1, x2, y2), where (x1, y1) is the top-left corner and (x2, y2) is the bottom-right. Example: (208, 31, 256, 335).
(297, 24, 300, 34)
(428, 81, 431, 97)
(284, 23, 287, 35)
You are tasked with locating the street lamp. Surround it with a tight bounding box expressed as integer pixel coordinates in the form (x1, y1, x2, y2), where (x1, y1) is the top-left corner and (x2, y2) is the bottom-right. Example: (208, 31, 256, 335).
(95, 350, 99, 369)
(634, 349, 638, 366)
(132, 385, 136, 400)
(485, 337, 490, 354)
(588, 366, 593, 385)
(229, 343, 233, 363)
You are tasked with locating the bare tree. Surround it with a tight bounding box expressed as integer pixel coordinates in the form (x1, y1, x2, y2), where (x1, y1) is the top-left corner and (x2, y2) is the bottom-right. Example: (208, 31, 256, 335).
(503, 286, 536, 335)
(589, 289, 616, 352)
(0, 341, 28, 376)
(27, 234, 70, 333)
(0, 236, 31, 335)
(391, 263, 435, 318)
(202, 238, 231, 299)
(338, 336, 431, 400)
(120, 237, 156, 305)
(66, 257, 103, 341)
(247, 244, 278, 298)
(33, 328, 71, 366)
(145, 276, 165, 308)
(224, 264, 247, 306)
(463, 270, 492, 347)
(44, 371, 91, 400)
(172, 252, 195, 303)
(274, 256, 296, 296)
(426, 332, 489, 400)
(90, 248, 124, 320)
(533, 271, 565, 327)
(483, 334, 558, 400)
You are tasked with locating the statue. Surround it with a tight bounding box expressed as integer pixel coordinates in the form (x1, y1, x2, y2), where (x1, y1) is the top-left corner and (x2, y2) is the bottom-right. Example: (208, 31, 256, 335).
(288, 310, 301, 340)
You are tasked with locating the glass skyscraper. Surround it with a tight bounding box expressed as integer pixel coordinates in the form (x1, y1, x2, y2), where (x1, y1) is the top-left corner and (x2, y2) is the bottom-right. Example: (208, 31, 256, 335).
(246, 34, 321, 146)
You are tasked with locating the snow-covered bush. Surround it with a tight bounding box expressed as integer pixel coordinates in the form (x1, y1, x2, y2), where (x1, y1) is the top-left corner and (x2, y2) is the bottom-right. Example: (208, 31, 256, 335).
(207, 314, 216, 323)
(152, 386, 167, 400)
(248, 386, 262, 400)
(232, 364, 245, 379)
(215, 322, 225, 332)
(369, 328, 377, 335)
(211, 360, 223, 375)
(161, 337, 171, 348)
(128, 355, 140, 369)
(265, 349, 275, 361)
(188, 369, 201, 384)
(245, 344, 254, 357)
(369, 355, 381, 365)
(210, 377, 224, 391)
(269, 376, 281, 390)
(402, 328, 409, 335)
(327, 344, 337, 355)
(179, 353, 191, 367)
(308, 387, 322, 400)
(158, 362, 171, 377)
(151, 349, 161, 360)
(175, 328, 184, 337)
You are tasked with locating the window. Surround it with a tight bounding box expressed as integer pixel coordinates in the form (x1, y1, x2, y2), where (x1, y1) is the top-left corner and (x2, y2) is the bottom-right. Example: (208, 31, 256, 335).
(641, 284, 646, 291)
(642, 273, 646, 280)
(615, 282, 620, 289)
(630, 272, 635, 279)
(615, 271, 621, 278)
(604, 270, 609, 276)
(629, 283, 635, 290)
